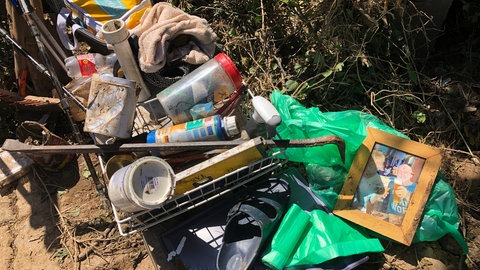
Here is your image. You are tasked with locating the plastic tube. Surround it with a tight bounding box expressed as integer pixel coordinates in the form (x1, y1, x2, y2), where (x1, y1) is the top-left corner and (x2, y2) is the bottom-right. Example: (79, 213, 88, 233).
(101, 19, 151, 102)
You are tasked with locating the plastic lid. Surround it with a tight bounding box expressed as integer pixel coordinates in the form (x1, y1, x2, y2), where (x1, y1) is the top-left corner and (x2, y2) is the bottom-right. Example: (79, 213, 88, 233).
(128, 156, 175, 209)
(146, 130, 156, 143)
(214, 53, 243, 90)
(222, 116, 240, 137)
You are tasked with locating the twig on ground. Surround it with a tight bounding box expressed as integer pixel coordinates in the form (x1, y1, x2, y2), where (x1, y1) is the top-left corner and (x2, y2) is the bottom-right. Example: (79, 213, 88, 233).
(33, 167, 79, 270)
(438, 97, 480, 164)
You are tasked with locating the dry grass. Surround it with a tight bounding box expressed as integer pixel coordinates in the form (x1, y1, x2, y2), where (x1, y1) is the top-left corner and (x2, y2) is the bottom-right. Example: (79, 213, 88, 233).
(178, 0, 479, 155)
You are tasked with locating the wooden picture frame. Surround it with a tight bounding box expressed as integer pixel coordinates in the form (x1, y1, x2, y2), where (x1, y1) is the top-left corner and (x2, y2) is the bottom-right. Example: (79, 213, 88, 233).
(333, 127, 442, 246)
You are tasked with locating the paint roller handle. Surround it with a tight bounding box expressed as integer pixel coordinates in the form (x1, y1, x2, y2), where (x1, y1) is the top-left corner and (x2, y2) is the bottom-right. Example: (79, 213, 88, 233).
(74, 28, 113, 55)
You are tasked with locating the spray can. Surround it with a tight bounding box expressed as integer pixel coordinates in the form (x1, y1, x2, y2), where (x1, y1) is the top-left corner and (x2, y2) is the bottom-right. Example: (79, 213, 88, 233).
(146, 115, 239, 144)
(64, 53, 117, 78)
(155, 53, 242, 124)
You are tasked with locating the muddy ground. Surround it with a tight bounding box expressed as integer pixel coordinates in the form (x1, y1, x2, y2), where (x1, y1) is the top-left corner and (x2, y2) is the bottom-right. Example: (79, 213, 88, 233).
(0, 153, 156, 270)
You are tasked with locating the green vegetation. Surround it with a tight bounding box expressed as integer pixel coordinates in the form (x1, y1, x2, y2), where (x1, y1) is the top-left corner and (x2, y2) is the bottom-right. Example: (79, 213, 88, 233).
(0, 0, 478, 151)
(178, 0, 479, 152)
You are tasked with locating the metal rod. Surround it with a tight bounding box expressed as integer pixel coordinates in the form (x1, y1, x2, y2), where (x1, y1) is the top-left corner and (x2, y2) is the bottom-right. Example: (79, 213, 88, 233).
(17, 0, 108, 208)
(39, 34, 68, 73)
(9, 0, 68, 71)
(0, 26, 47, 73)
(1, 135, 346, 163)
(0, 26, 86, 111)
(30, 10, 68, 60)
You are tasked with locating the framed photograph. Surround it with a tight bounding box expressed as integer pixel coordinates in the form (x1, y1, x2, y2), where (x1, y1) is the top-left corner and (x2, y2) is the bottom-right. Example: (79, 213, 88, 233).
(333, 127, 442, 245)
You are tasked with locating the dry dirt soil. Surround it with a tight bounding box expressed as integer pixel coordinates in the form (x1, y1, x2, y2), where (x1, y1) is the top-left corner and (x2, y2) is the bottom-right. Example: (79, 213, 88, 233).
(0, 149, 478, 270)
(0, 154, 157, 270)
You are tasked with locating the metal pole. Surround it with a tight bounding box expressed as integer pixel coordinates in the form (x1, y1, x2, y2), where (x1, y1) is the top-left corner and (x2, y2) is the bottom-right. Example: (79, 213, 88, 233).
(0, 26, 86, 111)
(9, 0, 68, 72)
(16, 0, 109, 209)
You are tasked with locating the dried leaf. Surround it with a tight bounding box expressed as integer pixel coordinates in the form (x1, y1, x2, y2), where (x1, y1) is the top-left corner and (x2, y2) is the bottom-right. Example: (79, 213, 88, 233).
(70, 207, 81, 217)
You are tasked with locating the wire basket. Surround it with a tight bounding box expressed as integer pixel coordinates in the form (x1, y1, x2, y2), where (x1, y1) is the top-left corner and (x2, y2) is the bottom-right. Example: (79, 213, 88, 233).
(97, 87, 286, 236)
(130, 85, 245, 137)
(103, 149, 286, 236)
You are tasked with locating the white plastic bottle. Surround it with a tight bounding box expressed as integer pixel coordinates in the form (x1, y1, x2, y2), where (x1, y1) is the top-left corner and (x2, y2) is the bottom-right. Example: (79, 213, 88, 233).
(64, 53, 117, 78)
(246, 95, 282, 138)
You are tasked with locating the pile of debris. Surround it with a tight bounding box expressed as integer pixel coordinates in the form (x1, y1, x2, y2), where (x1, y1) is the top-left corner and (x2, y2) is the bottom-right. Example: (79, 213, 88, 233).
(0, 1, 471, 269)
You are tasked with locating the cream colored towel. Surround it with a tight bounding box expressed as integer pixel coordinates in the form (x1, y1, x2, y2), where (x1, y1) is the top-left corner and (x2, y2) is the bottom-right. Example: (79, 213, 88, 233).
(131, 2, 217, 73)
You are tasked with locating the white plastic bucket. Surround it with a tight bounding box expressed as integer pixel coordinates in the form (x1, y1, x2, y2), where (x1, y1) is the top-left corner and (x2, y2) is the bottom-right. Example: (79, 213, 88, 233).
(107, 156, 175, 212)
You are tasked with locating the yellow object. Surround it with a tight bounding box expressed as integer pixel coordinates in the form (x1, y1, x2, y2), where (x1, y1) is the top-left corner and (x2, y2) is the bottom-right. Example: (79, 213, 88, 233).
(64, 0, 151, 32)
(174, 137, 267, 195)
(69, 0, 144, 23)
(126, 6, 150, 29)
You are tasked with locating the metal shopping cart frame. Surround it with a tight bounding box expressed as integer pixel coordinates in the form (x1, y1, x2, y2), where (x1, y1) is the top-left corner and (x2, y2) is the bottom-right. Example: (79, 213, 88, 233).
(103, 148, 287, 236)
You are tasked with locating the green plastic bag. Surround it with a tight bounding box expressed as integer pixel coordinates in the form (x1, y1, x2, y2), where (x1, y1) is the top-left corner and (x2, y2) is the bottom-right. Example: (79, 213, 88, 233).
(262, 204, 385, 269)
(270, 90, 468, 254)
(270, 90, 407, 170)
(414, 172, 467, 252)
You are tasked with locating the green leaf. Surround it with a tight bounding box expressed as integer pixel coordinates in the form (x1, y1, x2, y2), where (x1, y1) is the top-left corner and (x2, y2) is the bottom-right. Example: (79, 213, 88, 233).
(294, 63, 304, 74)
(297, 81, 309, 95)
(320, 69, 333, 78)
(228, 28, 237, 37)
(333, 62, 344, 72)
(407, 65, 418, 85)
(321, 62, 344, 78)
(55, 248, 69, 262)
(253, 16, 262, 25)
(285, 80, 299, 92)
(413, 110, 426, 123)
(313, 52, 324, 65)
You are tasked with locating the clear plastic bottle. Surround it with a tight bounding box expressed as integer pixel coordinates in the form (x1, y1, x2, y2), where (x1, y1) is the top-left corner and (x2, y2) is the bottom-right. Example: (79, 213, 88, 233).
(64, 53, 117, 78)
(146, 115, 239, 144)
(155, 53, 242, 124)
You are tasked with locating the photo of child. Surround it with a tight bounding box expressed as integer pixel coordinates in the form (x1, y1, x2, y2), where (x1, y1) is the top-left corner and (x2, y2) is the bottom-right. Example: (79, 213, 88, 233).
(387, 163, 420, 225)
(352, 149, 390, 215)
(352, 143, 426, 225)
